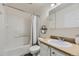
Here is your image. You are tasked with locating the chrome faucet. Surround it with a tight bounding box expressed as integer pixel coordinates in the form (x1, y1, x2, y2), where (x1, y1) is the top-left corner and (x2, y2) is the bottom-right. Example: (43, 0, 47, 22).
(57, 37, 64, 41)
(57, 37, 61, 40)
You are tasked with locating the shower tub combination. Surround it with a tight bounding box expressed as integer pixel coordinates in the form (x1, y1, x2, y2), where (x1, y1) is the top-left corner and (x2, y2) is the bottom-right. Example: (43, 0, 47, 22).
(4, 44, 31, 56)
(0, 4, 39, 56)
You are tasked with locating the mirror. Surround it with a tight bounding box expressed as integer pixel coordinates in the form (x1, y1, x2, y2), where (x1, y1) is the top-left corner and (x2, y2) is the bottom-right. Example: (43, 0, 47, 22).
(49, 3, 79, 28)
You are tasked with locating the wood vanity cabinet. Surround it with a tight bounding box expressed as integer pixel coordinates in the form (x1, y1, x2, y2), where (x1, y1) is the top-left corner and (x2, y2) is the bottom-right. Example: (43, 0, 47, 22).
(39, 42, 69, 56)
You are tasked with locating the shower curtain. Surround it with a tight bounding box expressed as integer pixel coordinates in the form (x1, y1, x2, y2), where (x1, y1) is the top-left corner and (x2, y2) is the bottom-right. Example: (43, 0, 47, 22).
(31, 15, 40, 45)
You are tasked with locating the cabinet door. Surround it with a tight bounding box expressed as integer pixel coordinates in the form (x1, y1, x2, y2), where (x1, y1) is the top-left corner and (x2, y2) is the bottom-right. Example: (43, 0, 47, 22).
(51, 48, 69, 56)
(39, 42, 50, 56)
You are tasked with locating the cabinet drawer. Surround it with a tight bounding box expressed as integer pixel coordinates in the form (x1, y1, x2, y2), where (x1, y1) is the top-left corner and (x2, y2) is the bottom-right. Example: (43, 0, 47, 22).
(51, 48, 69, 56)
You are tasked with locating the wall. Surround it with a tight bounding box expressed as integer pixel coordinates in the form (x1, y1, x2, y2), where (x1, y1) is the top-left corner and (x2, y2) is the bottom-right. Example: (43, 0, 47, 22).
(39, 7, 51, 37)
(47, 28, 79, 38)
(0, 4, 6, 55)
(40, 4, 79, 39)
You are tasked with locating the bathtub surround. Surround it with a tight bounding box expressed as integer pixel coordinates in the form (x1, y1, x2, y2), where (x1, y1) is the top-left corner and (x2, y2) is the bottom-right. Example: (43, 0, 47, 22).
(4, 45, 31, 56)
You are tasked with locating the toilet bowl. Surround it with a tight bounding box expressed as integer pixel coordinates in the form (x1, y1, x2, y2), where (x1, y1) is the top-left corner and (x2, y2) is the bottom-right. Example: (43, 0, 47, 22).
(29, 45, 40, 56)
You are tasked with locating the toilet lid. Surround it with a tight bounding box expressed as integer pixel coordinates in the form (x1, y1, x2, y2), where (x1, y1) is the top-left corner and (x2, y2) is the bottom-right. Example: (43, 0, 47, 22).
(30, 45, 40, 51)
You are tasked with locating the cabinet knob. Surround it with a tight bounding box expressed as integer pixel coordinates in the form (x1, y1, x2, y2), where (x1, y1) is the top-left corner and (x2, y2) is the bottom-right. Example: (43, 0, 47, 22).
(52, 52, 55, 54)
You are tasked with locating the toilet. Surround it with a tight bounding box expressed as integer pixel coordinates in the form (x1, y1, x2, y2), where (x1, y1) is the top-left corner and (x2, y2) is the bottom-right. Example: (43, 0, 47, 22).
(30, 45, 40, 56)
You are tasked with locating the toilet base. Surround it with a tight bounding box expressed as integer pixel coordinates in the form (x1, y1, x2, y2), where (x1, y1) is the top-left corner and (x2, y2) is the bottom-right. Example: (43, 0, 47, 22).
(30, 45, 40, 56)
(24, 53, 33, 56)
(32, 50, 40, 56)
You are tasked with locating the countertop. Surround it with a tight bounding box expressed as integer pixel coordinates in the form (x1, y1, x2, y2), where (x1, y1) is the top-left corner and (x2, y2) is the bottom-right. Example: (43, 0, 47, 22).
(39, 37, 79, 56)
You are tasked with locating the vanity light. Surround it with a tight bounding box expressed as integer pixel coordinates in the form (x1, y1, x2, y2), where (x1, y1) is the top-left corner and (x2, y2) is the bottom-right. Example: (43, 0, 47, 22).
(50, 3, 56, 7)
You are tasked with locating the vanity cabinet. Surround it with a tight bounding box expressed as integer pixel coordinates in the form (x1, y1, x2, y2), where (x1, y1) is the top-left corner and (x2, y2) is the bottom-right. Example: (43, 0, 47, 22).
(39, 42, 50, 56)
(39, 42, 69, 56)
(50, 48, 69, 56)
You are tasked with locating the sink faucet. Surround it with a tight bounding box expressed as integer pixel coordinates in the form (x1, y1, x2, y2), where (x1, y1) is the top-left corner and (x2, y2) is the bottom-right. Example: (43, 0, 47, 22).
(57, 37, 64, 41)
(57, 37, 61, 40)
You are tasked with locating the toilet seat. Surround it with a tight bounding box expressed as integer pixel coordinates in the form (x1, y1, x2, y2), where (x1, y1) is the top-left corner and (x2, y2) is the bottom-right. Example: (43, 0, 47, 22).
(30, 45, 40, 51)
(30, 45, 40, 55)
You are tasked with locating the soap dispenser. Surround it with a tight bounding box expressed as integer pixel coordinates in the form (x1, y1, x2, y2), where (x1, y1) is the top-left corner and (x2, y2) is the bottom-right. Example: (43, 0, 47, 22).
(75, 34, 79, 44)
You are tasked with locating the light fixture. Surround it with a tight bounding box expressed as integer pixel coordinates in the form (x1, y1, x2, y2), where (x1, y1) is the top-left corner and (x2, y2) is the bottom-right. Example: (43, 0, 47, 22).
(50, 3, 56, 7)
(40, 25, 47, 34)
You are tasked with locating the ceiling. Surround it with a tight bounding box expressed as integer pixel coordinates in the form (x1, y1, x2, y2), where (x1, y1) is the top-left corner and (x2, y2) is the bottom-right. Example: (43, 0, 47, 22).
(5, 3, 51, 15)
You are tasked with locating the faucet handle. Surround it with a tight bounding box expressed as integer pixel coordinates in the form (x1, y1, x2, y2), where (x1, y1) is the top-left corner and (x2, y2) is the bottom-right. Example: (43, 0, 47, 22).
(57, 37, 61, 40)
(62, 39, 64, 41)
(57, 37, 64, 41)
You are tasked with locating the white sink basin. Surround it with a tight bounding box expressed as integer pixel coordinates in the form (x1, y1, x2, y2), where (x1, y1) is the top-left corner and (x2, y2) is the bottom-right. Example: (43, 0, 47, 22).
(48, 39, 72, 48)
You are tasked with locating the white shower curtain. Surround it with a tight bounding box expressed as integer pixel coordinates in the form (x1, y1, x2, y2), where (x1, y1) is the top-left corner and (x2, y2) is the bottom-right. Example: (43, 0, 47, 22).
(31, 15, 40, 45)
(33, 16, 37, 45)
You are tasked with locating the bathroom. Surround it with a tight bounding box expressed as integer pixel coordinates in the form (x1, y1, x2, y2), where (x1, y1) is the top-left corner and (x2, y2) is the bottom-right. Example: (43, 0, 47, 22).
(1, 3, 79, 56)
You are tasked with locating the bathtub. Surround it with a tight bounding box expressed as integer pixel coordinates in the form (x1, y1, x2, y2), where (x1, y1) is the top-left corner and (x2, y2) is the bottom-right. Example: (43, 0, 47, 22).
(4, 44, 31, 56)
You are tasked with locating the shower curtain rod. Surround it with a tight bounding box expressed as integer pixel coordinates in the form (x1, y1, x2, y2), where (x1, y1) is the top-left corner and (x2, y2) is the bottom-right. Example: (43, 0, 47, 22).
(2, 3, 38, 16)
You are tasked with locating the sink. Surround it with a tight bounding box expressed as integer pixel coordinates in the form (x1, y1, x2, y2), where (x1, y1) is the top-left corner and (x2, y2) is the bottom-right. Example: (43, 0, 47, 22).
(48, 39, 72, 48)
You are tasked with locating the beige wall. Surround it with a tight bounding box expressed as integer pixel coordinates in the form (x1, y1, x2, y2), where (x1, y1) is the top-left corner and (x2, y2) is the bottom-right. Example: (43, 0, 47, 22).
(47, 28, 79, 38)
